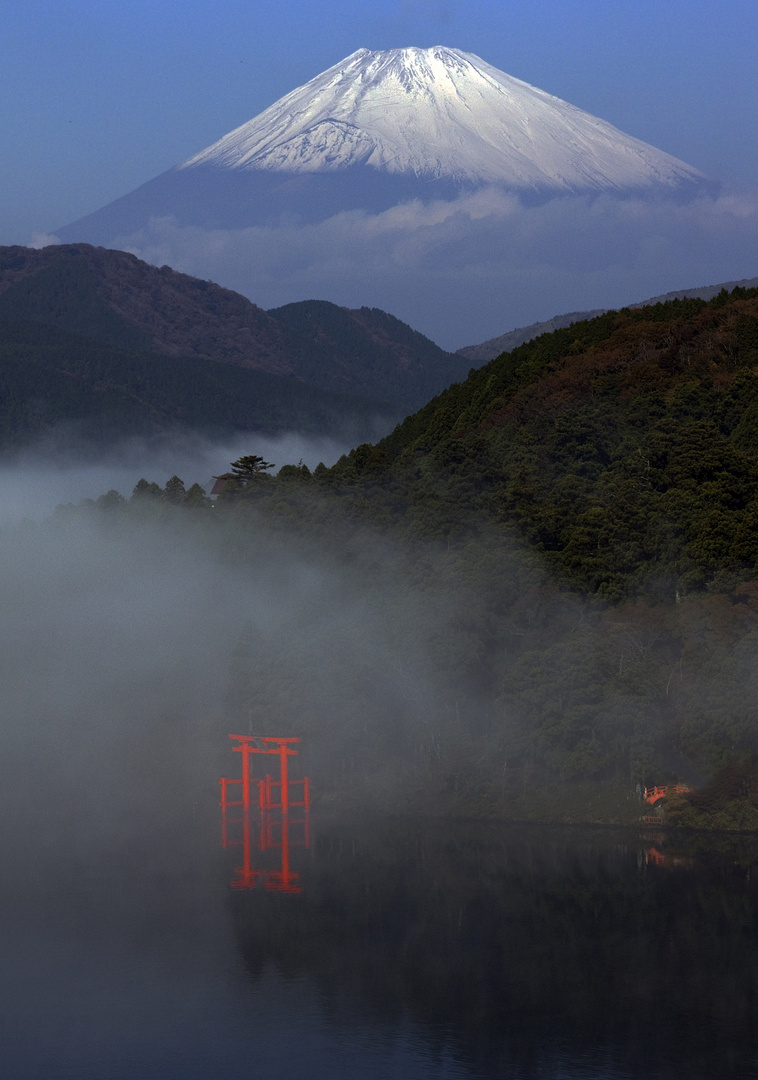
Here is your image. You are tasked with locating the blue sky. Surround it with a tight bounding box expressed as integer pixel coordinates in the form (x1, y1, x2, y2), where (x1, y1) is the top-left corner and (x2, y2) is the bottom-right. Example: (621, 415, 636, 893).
(2, 0, 757, 246)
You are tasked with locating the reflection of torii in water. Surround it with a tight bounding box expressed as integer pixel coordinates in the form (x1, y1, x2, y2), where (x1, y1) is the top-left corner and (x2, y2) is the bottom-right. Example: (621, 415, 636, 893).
(224, 810, 309, 893)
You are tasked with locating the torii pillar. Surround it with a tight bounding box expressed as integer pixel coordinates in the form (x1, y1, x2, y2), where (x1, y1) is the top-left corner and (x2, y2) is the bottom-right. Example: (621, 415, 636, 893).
(258, 737, 300, 813)
(229, 735, 257, 811)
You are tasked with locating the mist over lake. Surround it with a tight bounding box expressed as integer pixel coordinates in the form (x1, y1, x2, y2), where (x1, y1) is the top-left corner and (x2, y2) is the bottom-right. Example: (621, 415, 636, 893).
(0, 446, 756, 1076)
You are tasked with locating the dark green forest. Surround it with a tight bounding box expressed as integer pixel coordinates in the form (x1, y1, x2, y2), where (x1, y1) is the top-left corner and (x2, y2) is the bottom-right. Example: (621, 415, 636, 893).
(70, 287, 758, 827)
(0, 319, 397, 447)
(0, 243, 468, 444)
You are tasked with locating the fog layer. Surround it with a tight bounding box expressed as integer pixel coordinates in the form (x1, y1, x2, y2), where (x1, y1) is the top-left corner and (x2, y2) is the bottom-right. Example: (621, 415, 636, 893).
(0, 476, 449, 851)
(0, 432, 350, 525)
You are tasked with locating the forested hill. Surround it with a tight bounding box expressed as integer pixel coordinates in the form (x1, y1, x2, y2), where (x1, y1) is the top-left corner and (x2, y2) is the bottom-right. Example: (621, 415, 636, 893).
(232, 284, 758, 821)
(338, 286, 758, 602)
(73, 286, 758, 823)
(0, 319, 395, 449)
(0, 244, 466, 414)
(456, 275, 758, 364)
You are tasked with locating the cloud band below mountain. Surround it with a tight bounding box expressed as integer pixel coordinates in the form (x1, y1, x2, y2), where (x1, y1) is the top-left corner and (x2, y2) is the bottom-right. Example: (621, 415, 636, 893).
(76, 187, 758, 350)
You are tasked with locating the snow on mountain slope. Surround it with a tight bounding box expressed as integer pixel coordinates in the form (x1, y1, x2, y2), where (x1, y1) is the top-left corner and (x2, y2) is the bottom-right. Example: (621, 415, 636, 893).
(58, 46, 714, 247)
(54, 46, 725, 351)
(181, 46, 708, 195)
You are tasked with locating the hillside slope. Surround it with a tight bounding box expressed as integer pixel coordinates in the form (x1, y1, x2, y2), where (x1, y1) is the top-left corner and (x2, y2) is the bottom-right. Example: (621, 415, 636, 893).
(252, 285, 758, 814)
(363, 287, 758, 601)
(0, 244, 466, 414)
(0, 320, 392, 450)
(458, 276, 758, 363)
(77, 286, 758, 820)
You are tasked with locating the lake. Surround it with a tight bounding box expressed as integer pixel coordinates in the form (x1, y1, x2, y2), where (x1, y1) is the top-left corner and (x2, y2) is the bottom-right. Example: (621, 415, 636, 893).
(2, 800, 757, 1080)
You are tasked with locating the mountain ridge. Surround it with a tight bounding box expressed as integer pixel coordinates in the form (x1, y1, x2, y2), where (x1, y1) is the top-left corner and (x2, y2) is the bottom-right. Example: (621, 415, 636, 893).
(0, 244, 467, 413)
(457, 275, 758, 363)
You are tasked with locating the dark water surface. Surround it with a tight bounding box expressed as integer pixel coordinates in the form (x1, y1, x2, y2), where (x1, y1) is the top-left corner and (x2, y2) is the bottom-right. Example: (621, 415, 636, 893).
(2, 806, 757, 1080)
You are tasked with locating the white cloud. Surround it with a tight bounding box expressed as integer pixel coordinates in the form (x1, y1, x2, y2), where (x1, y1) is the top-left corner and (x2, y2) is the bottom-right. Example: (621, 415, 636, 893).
(28, 232, 62, 249)
(109, 187, 758, 350)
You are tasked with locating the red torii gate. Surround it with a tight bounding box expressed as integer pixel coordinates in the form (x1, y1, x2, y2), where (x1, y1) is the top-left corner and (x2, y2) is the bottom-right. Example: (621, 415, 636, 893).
(219, 735, 311, 814)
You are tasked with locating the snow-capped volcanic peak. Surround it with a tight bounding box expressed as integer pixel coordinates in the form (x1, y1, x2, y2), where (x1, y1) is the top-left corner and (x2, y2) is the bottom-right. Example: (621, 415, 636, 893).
(181, 46, 707, 193)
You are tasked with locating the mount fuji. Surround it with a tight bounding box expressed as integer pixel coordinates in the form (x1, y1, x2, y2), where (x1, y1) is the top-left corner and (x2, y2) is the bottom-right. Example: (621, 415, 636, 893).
(50, 47, 737, 349)
(58, 47, 714, 242)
